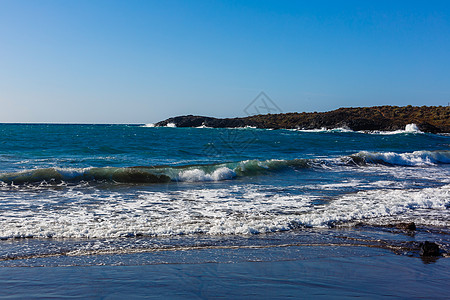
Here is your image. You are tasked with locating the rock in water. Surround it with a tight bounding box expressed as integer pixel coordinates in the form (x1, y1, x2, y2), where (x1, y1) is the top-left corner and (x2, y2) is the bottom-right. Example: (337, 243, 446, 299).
(419, 241, 440, 256)
(396, 222, 416, 231)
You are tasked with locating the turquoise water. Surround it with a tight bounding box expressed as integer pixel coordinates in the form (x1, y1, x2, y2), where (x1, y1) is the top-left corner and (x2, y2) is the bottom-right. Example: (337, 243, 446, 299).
(1, 124, 450, 297)
(0, 124, 449, 265)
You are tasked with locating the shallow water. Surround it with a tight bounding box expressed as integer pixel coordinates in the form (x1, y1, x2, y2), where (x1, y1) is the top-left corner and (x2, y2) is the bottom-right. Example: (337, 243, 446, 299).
(1, 246, 449, 299)
(0, 124, 449, 297)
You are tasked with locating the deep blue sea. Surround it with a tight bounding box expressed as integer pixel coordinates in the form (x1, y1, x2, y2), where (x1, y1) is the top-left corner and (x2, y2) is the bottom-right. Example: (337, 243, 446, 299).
(0, 123, 449, 297)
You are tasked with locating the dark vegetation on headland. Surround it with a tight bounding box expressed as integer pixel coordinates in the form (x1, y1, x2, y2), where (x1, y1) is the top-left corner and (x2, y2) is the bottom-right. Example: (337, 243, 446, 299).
(156, 105, 450, 133)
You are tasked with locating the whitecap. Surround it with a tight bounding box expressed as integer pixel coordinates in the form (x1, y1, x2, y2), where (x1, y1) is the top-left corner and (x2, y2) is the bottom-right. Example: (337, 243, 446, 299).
(177, 167, 236, 182)
(356, 150, 450, 166)
(365, 123, 423, 135)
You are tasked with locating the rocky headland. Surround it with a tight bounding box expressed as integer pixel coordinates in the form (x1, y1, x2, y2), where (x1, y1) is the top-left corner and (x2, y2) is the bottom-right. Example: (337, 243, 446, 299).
(156, 105, 450, 133)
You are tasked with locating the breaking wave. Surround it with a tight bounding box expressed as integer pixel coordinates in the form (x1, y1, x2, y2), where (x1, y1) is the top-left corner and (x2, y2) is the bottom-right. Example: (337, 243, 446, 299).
(0, 150, 448, 185)
(352, 150, 450, 166)
(292, 127, 354, 133)
(366, 123, 424, 135)
(286, 123, 425, 135)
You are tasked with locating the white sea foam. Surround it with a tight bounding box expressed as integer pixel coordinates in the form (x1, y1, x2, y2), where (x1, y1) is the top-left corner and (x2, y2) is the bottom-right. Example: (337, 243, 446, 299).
(166, 122, 176, 128)
(233, 125, 258, 129)
(405, 123, 421, 132)
(177, 167, 236, 182)
(291, 127, 354, 133)
(299, 184, 450, 228)
(305, 179, 362, 190)
(141, 123, 155, 127)
(288, 124, 427, 135)
(366, 123, 423, 135)
(357, 150, 450, 166)
(0, 182, 448, 239)
(195, 123, 212, 128)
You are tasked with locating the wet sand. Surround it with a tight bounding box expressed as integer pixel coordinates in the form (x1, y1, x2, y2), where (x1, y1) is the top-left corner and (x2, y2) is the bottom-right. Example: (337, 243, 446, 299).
(0, 244, 449, 299)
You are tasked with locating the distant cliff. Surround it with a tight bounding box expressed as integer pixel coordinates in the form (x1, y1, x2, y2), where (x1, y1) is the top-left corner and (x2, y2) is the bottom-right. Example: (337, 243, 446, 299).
(155, 105, 450, 133)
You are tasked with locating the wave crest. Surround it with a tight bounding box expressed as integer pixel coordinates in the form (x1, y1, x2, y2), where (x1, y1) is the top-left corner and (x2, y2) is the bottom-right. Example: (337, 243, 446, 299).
(1, 150, 448, 185)
(0, 167, 171, 184)
(353, 150, 450, 166)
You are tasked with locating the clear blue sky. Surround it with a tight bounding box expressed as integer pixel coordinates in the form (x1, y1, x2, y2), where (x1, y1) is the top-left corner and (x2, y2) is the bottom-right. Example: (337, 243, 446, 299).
(1, 0, 449, 123)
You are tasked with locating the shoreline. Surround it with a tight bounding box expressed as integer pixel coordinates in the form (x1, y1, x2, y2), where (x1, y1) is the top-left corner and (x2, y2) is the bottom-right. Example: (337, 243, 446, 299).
(1, 244, 449, 299)
(155, 105, 450, 133)
(1, 219, 449, 297)
(1, 224, 448, 267)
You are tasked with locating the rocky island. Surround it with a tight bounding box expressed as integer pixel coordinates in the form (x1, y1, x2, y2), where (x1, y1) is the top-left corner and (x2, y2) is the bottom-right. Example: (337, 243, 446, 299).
(156, 105, 450, 133)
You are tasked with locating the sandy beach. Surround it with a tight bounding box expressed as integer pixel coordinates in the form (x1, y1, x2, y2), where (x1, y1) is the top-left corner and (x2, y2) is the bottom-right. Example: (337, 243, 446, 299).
(1, 243, 449, 299)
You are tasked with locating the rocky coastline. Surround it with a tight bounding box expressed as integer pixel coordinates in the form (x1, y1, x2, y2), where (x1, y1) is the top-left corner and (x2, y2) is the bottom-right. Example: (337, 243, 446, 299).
(155, 105, 450, 133)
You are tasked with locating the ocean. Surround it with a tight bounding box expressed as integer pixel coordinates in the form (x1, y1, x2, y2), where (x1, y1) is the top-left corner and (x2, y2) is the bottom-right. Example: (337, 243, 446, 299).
(0, 123, 449, 298)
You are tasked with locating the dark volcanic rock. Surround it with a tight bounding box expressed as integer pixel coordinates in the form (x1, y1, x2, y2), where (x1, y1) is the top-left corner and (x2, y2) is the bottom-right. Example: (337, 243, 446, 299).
(395, 222, 417, 231)
(155, 105, 450, 133)
(419, 241, 441, 256)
